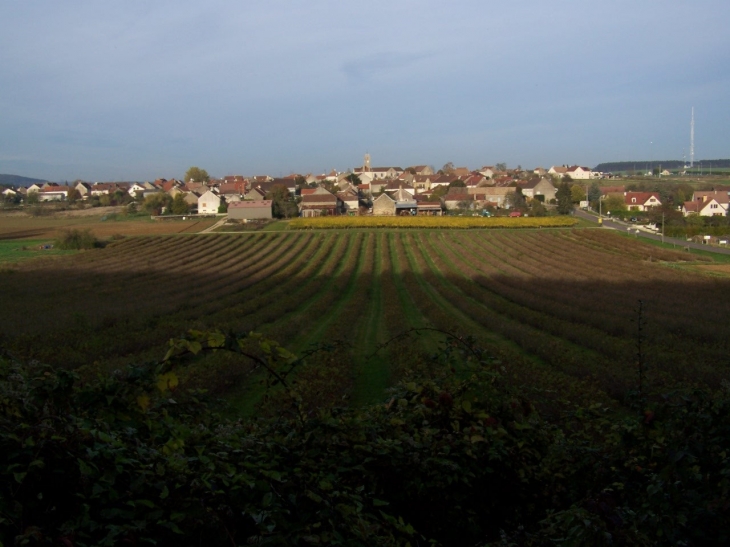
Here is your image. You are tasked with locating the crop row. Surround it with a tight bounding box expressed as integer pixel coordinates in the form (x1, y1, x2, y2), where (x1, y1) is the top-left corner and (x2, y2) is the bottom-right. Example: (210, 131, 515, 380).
(288, 216, 579, 230)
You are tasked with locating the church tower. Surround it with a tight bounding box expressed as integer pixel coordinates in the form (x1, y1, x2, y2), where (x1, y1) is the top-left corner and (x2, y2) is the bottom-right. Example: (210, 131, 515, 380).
(363, 153, 371, 172)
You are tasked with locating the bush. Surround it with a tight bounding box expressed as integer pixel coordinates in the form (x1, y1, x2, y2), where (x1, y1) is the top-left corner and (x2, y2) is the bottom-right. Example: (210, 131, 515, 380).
(54, 228, 99, 250)
(1, 331, 729, 546)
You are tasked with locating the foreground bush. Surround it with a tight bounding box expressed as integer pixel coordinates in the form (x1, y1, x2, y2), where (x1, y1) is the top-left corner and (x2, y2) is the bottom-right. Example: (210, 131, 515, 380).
(1, 333, 729, 546)
(54, 229, 99, 250)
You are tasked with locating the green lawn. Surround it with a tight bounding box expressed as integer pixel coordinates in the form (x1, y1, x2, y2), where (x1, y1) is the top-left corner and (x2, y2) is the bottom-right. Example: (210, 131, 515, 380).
(0, 239, 77, 264)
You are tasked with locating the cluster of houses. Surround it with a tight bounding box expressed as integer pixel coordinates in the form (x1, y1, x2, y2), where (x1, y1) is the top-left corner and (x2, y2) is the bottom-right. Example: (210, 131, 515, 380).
(593, 187, 729, 217)
(5, 159, 724, 220)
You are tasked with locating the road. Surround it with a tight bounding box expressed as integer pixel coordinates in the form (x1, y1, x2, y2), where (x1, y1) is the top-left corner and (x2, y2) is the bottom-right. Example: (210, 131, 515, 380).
(573, 208, 730, 256)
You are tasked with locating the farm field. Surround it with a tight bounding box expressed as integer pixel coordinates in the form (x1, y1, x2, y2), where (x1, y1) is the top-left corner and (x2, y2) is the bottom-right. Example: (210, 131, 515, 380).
(0, 210, 219, 240)
(1, 228, 729, 411)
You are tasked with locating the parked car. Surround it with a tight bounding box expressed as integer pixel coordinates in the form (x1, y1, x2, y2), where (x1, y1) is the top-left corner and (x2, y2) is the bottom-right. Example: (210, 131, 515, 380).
(508, 211, 522, 217)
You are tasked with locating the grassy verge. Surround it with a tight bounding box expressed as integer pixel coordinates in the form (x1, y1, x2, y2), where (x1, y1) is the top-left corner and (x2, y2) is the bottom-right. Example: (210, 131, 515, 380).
(0, 239, 77, 264)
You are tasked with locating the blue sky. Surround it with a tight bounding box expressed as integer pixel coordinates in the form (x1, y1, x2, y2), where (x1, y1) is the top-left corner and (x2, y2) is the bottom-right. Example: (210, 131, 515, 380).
(1, 0, 729, 181)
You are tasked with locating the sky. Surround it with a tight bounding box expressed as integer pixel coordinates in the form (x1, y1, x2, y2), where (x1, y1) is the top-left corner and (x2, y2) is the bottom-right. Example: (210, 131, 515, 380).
(1, 0, 729, 182)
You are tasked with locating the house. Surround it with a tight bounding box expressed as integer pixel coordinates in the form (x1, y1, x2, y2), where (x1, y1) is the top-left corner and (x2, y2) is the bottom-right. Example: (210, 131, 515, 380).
(548, 166, 569, 177)
(337, 191, 360, 215)
(217, 182, 247, 203)
(519, 178, 556, 202)
(444, 188, 472, 210)
(682, 196, 727, 217)
(470, 187, 512, 208)
(372, 193, 396, 216)
(408, 165, 434, 176)
(354, 167, 402, 180)
(533, 167, 547, 176)
(38, 185, 69, 201)
(692, 190, 730, 208)
(413, 194, 443, 215)
(27, 183, 43, 193)
(625, 192, 661, 211)
(128, 182, 147, 196)
(244, 187, 266, 200)
(565, 166, 594, 180)
(228, 200, 273, 220)
(198, 190, 222, 214)
(75, 182, 91, 198)
(258, 178, 296, 196)
(430, 174, 459, 188)
(299, 190, 340, 217)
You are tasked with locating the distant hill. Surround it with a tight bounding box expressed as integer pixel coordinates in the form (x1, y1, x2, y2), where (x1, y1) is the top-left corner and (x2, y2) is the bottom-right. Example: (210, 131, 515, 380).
(0, 174, 50, 187)
(594, 159, 730, 173)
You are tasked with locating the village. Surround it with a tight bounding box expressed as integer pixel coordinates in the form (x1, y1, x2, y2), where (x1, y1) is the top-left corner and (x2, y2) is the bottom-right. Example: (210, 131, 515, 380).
(2, 157, 728, 222)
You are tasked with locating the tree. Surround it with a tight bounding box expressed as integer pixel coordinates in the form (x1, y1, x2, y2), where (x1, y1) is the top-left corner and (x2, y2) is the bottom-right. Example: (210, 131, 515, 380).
(67, 187, 82, 204)
(529, 198, 547, 217)
(495, 163, 507, 171)
(587, 182, 602, 203)
(604, 195, 627, 214)
(561, 174, 573, 182)
(185, 166, 210, 183)
(171, 193, 190, 215)
(427, 186, 449, 202)
(448, 179, 465, 188)
(556, 182, 573, 214)
(26, 191, 39, 205)
(505, 188, 526, 210)
(570, 184, 586, 204)
(345, 173, 361, 185)
(266, 186, 298, 218)
(143, 193, 172, 215)
(441, 162, 455, 174)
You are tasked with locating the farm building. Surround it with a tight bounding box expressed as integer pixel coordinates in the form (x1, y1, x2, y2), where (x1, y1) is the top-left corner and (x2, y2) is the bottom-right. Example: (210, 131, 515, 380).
(519, 178, 556, 202)
(299, 191, 340, 217)
(372, 193, 396, 216)
(228, 200, 273, 220)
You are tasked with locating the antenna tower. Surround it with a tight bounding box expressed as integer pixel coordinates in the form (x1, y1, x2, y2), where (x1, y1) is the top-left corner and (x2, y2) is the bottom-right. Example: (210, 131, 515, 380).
(690, 107, 695, 168)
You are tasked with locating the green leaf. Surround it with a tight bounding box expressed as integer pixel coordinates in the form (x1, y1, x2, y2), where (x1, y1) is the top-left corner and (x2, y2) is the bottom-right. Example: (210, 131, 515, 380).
(13, 472, 26, 483)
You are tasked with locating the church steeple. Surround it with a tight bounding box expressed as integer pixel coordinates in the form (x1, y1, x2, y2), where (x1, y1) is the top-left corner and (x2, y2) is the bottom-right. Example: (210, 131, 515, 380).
(363, 153, 371, 172)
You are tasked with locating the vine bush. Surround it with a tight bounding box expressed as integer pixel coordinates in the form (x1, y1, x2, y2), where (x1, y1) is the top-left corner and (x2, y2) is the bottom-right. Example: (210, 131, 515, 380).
(1, 332, 729, 546)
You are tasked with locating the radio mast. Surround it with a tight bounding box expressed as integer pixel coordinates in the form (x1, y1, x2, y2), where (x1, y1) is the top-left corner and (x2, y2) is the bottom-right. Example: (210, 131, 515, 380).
(690, 107, 695, 168)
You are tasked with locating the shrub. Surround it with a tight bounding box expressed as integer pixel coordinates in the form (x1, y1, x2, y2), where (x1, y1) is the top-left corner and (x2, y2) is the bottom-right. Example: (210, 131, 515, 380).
(54, 228, 99, 250)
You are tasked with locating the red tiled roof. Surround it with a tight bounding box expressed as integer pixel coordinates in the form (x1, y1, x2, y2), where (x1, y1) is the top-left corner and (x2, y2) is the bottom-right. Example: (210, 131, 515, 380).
(229, 200, 272, 209)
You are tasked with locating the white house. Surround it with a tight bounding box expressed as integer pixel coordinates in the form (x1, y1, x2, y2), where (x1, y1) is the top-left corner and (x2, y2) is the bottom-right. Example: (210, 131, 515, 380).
(565, 166, 593, 180)
(198, 190, 222, 214)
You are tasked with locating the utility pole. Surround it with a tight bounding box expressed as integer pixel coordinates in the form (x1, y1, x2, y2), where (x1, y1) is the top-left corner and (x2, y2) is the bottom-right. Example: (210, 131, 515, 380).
(690, 107, 695, 168)
(662, 211, 665, 244)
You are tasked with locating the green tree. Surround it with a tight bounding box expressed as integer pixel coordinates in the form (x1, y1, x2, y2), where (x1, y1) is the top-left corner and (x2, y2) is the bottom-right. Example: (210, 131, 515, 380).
(570, 184, 585, 203)
(427, 186, 449, 202)
(448, 179, 466, 188)
(266, 186, 298, 218)
(171, 193, 190, 215)
(587, 182, 602, 203)
(604, 195, 627, 214)
(143, 193, 172, 215)
(495, 162, 507, 171)
(529, 198, 547, 217)
(505, 187, 527, 210)
(26, 190, 39, 204)
(67, 187, 82, 204)
(217, 199, 228, 214)
(185, 166, 210, 183)
(441, 162, 455, 174)
(345, 173, 361, 185)
(556, 182, 573, 214)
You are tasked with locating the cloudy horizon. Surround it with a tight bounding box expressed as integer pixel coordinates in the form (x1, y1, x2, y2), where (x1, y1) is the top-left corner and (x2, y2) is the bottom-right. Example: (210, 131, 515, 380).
(2, 0, 729, 182)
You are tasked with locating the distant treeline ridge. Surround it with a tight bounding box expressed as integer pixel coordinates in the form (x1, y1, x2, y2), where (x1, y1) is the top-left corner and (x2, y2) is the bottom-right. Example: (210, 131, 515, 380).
(595, 159, 730, 172)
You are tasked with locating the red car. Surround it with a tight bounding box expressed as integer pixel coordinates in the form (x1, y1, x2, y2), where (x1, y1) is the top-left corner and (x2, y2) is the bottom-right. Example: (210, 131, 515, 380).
(508, 211, 522, 217)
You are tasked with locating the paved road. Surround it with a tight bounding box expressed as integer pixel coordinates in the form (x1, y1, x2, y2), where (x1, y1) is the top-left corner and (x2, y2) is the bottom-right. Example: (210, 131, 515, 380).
(573, 208, 730, 256)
